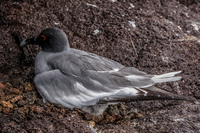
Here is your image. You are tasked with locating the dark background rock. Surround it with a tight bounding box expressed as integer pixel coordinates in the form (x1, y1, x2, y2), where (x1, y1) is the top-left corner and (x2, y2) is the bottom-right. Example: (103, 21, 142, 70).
(0, 0, 199, 132)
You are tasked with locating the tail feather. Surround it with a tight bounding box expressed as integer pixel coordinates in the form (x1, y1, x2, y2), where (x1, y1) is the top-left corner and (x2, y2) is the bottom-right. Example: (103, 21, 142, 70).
(97, 70, 196, 104)
(151, 71, 182, 83)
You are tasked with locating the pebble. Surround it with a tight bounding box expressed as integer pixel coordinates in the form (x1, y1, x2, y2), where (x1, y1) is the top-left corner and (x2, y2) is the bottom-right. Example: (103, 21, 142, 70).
(1, 101, 13, 108)
(24, 82, 35, 91)
(0, 82, 5, 89)
(88, 120, 95, 128)
(10, 95, 23, 103)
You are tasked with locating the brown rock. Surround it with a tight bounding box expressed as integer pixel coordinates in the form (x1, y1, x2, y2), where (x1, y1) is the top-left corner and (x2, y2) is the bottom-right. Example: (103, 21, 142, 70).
(17, 100, 27, 106)
(5, 94, 15, 101)
(3, 107, 10, 114)
(5, 82, 13, 89)
(1, 101, 13, 108)
(58, 115, 64, 119)
(30, 105, 43, 114)
(135, 112, 143, 118)
(10, 95, 23, 103)
(34, 106, 43, 114)
(24, 82, 35, 91)
(88, 120, 95, 128)
(0, 82, 5, 89)
(10, 88, 20, 94)
(105, 114, 116, 123)
(92, 115, 104, 123)
(59, 108, 66, 115)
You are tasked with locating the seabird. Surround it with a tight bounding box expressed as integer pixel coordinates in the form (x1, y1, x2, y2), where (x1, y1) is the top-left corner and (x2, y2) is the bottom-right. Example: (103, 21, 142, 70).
(20, 27, 195, 115)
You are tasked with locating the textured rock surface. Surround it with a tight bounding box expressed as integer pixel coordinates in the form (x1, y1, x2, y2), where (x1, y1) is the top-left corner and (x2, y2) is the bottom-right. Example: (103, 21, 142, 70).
(0, 0, 200, 132)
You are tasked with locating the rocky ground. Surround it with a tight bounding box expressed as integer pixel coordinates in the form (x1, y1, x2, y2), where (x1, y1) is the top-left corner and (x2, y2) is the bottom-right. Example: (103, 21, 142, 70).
(0, 0, 200, 132)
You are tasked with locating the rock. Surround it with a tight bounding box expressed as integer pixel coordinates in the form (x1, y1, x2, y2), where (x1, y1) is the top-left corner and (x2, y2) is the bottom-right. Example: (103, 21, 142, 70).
(10, 95, 23, 103)
(2, 107, 11, 115)
(105, 114, 116, 123)
(1, 101, 13, 108)
(9, 88, 20, 94)
(88, 120, 95, 128)
(30, 105, 43, 114)
(12, 108, 26, 123)
(92, 115, 104, 123)
(5, 83, 13, 89)
(0, 82, 5, 89)
(24, 82, 35, 91)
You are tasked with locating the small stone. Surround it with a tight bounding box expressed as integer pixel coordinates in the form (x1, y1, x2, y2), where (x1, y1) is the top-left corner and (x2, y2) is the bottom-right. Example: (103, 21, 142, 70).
(2, 107, 10, 114)
(58, 115, 64, 119)
(30, 105, 41, 113)
(24, 82, 35, 91)
(105, 114, 116, 123)
(1, 101, 13, 108)
(45, 102, 51, 106)
(10, 95, 23, 103)
(10, 88, 20, 94)
(12, 79, 25, 88)
(115, 114, 122, 120)
(5, 82, 13, 89)
(35, 106, 43, 114)
(5, 95, 15, 101)
(17, 100, 27, 106)
(92, 115, 104, 123)
(12, 108, 26, 123)
(135, 112, 143, 118)
(60, 108, 66, 115)
(88, 120, 95, 128)
(0, 82, 5, 89)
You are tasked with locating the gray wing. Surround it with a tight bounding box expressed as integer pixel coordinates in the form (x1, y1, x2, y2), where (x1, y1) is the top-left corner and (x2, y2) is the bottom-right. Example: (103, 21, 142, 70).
(49, 49, 153, 89)
(34, 49, 155, 108)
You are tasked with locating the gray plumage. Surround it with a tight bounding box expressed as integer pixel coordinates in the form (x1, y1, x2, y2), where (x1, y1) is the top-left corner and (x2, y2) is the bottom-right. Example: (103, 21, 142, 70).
(20, 27, 195, 115)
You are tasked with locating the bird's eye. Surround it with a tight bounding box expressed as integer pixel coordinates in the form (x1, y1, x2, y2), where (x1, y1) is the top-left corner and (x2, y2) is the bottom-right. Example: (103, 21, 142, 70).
(40, 35, 46, 41)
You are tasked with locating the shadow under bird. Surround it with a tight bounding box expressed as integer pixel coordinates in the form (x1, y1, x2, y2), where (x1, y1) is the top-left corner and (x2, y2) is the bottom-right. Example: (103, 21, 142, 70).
(20, 27, 195, 115)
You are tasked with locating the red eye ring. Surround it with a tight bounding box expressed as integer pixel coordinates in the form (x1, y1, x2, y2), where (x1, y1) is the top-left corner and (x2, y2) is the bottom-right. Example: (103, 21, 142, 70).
(40, 35, 46, 41)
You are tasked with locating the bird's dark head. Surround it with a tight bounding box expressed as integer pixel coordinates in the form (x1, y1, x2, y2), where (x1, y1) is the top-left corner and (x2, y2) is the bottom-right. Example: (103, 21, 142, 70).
(20, 27, 70, 52)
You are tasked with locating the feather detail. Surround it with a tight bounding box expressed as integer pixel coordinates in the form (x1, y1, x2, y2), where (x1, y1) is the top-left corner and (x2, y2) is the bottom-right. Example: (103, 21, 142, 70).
(151, 71, 182, 83)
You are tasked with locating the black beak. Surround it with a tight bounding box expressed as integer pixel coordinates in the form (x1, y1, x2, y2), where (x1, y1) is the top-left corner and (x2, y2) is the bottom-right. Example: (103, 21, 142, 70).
(20, 37, 37, 47)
